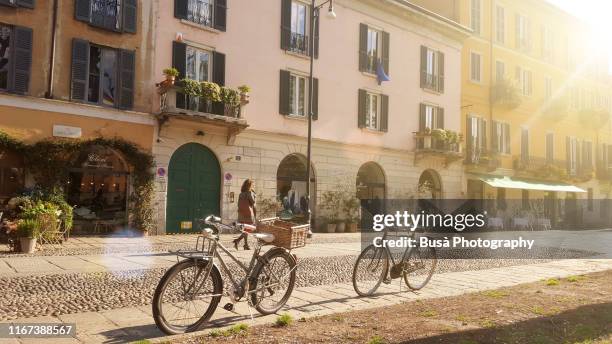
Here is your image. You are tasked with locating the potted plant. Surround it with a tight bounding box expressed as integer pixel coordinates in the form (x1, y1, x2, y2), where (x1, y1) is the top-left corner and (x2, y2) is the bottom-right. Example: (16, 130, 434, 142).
(181, 78, 202, 97)
(220, 87, 241, 117)
(17, 219, 38, 254)
(343, 196, 361, 233)
(238, 85, 251, 104)
(319, 190, 340, 233)
(201, 81, 222, 102)
(163, 68, 179, 85)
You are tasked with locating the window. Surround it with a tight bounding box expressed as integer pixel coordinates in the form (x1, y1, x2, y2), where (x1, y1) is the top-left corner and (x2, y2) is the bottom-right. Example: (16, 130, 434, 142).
(288, 1, 308, 54)
(516, 67, 532, 96)
(546, 133, 554, 163)
(76, 0, 137, 33)
(521, 128, 529, 162)
(187, 0, 214, 27)
(470, 52, 481, 82)
(516, 14, 530, 51)
(0, 24, 32, 94)
(70, 39, 135, 109)
(279, 70, 318, 119)
(495, 60, 505, 82)
(542, 26, 554, 61)
(358, 89, 388, 132)
(420, 46, 444, 92)
(466, 116, 486, 163)
(470, 0, 481, 35)
(365, 27, 381, 74)
(186, 46, 211, 111)
(493, 121, 510, 154)
(568, 137, 578, 175)
(496, 6, 505, 44)
(0, 0, 34, 8)
(418, 104, 445, 149)
(365, 92, 380, 130)
(544, 77, 552, 99)
(289, 73, 307, 116)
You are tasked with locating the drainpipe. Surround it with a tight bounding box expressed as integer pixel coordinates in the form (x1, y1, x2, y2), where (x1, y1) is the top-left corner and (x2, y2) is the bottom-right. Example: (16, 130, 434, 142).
(45, 0, 59, 99)
(489, 0, 494, 133)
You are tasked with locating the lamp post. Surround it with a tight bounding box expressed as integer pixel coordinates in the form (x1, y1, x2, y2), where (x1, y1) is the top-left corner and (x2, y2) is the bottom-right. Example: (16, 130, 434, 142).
(306, 0, 336, 237)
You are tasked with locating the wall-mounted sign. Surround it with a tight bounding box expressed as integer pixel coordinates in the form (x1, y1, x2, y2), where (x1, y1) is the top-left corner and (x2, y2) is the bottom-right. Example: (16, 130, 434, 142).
(224, 172, 233, 186)
(157, 167, 166, 177)
(53, 125, 82, 139)
(180, 221, 192, 230)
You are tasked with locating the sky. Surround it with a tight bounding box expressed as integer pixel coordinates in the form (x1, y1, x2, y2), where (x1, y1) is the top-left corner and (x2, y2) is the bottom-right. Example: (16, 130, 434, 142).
(546, 0, 612, 73)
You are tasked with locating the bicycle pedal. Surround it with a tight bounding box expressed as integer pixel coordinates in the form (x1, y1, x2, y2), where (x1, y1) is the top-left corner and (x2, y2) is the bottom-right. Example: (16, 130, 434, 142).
(382, 278, 392, 284)
(223, 303, 234, 312)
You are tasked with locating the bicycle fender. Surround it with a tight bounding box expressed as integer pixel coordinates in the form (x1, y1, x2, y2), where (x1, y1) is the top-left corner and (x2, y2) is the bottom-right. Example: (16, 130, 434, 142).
(188, 258, 223, 292)
(249, 247, 295, 283)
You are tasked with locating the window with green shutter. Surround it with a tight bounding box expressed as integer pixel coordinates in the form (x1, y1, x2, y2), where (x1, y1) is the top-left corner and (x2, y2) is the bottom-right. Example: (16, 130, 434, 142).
(0, 24, 33, 94)
(358, 89, 387, 132)
(175, 0, 227, 32)
(359, 24, 389, 75)
(75, 0, 137, 33)
(0, 0, 34, 8)
(70, 39, 135, 110)
(420, 46, 444, 93)
(279, 70, 318, 119)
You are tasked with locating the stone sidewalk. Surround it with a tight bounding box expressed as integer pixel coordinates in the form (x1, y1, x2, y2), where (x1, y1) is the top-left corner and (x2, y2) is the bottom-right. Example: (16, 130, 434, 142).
(0, 258, 610, 344)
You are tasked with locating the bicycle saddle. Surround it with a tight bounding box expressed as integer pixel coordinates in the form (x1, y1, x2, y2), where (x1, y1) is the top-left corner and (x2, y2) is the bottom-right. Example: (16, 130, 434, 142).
(253, 233, 275, 244)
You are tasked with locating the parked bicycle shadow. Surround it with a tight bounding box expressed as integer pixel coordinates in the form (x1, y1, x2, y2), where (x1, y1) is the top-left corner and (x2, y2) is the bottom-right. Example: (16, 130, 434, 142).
(399, 302, 612, 344)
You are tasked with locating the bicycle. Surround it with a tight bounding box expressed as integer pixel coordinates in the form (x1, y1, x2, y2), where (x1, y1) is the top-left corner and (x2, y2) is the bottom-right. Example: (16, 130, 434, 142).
(152, 215, 298, 335)
(352, 229, 437, 296)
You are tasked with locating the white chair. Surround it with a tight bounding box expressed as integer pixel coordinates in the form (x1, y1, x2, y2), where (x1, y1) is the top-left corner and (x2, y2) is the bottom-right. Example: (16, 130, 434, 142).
(512, 217, 530, 230)
(487, 217, 504, 230)
(534, 218, 552, 230)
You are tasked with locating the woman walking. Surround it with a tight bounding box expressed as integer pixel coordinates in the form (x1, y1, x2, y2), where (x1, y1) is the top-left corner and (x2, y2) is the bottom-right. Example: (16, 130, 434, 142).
(233, 179, 257, 250)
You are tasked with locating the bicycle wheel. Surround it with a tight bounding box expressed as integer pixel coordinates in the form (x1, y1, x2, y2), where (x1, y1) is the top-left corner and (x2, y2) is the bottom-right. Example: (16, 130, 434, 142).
(403, 244, 437, 290)
(250, 248, 296, 315)
(352, 244, 388, 297)
(152, 259, 223, 335)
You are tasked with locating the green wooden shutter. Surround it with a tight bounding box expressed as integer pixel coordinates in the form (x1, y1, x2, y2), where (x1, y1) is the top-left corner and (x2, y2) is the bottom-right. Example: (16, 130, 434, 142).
(123, 0, 137, 33)
(382, 31, 390, 76)
(380, 94, 389, 132)
(280, 0, 292, 50)
(420, 46, 427, 88)
(214, 0, 227, 31)
(438, 52, 445, 92)
(466, 117, 473, 162)
(0, 0, 14, 6)
(279, 70, 291, 115)
(175, 0, 188, 20)
(480, 119, 487, 151)
(212, 51, 226, 115)
(10, 26, 33, 94)
(504, 123, 510, 154)
(172, 41, 187, 109)
(491, 121, 499, 153)
(419, 104, 426, 131)
(436, 107, 444, 129)
(359, 24, 368, 72)
(566, 137, 571, 174)
(313, 14, 320, 58)
(312, 77, 319, 120)
(546, 133, 554, 163)
(576, 140, 582, 173)
(16, 0, 35, 8)
(75, 0, 91, 22)
(70, 39, 90, 102)
(118, 49, 135, 110)
(358, 89, 367, 128)
(521, 128, 529, 162)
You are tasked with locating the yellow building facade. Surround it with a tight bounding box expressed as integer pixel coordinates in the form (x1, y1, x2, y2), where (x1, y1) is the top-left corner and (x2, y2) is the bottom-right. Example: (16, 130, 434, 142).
(418, 0, 612, 227)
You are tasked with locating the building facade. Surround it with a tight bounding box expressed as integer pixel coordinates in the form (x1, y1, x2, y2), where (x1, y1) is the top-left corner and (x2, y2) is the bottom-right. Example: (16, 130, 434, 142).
(151, 0, 470, 234)
(0, 0, 157, 234)
(419, 0, 612, 228)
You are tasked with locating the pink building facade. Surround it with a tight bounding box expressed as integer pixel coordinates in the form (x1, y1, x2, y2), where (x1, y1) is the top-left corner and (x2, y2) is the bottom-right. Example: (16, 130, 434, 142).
(151, 0, 469, 234)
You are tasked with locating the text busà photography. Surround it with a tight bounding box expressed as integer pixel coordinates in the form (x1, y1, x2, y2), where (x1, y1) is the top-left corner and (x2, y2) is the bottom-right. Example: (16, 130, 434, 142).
(0, 0, 611, 343)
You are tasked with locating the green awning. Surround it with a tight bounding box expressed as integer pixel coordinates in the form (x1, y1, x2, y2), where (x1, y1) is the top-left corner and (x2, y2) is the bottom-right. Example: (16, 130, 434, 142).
(478, 175, 586, 193)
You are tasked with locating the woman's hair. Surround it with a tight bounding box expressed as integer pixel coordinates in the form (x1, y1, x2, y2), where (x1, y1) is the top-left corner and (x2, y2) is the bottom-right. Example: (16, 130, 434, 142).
(241, 179, 254, 193)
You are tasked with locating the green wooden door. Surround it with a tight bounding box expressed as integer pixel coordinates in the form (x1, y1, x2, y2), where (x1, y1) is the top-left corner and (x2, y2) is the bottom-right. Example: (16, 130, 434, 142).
(166, 143, 220, 234)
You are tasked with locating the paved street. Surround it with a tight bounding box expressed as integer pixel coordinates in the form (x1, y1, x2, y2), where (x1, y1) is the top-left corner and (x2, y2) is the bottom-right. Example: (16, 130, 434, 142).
(0, 230, 609, 343)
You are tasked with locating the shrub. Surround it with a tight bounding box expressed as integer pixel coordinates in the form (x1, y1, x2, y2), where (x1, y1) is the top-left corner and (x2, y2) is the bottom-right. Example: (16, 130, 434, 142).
(238, 85, 251, 94)
(17, 219, 38, 239)
(275, 313, 293, 327)
(162, 67, 179, 77)
(201, 81, 222, 102)
(220, 87, 241, 107)
(180, 78, 202, 97)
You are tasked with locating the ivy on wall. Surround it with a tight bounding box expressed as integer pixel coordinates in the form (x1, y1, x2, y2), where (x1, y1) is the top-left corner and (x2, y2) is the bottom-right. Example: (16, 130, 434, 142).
(0, 131, 156, 232)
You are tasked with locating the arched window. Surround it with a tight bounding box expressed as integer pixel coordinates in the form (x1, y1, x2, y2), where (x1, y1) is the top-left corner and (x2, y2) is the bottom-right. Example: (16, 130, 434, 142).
(356, 162, 386, 200)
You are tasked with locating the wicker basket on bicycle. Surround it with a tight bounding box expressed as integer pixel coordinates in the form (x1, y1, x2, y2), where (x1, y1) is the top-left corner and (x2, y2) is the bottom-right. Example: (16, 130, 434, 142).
(256, 218, 309, 250)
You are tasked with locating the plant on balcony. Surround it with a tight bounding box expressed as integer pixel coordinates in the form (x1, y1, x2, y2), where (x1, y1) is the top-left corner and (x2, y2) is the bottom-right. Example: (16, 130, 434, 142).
(542, 96, 569, 120)
(163, 67, 179, 84)
(238, 85, 251, 104)
(492, 78, 521, 109)
(181, 78, 202, 97)
(431, 128, 447, 142)
(201, 81, 222, 102)
(530, 164, 568, 181)
(579, 108, 611, 130)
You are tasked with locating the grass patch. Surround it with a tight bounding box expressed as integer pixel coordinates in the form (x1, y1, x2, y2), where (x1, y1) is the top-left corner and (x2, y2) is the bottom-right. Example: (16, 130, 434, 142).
(480, 319, 496, 328)
(481, 290, 510, 298)
(130, 341, 151, 344)
(545, 278, 560, 286)
(566, 275, 587, 283)
(209, 323, 249, 338)
(455, 314, 469, 323)
(367, 335, 386, 344)
(275, 313, 293, 327)
(420, 310, 438, 317)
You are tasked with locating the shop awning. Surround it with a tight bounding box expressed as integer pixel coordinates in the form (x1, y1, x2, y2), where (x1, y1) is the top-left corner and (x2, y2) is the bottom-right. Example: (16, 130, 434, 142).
(478, 175, 586, 193)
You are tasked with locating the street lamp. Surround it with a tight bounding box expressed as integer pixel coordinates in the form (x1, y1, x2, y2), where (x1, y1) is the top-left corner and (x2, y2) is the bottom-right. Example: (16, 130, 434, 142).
(306, 0, 335, 237)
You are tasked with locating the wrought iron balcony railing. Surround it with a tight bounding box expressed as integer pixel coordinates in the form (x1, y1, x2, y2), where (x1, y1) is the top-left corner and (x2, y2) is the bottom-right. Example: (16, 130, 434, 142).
(187, 1, 213, 27)
(288, 32, 309, 55)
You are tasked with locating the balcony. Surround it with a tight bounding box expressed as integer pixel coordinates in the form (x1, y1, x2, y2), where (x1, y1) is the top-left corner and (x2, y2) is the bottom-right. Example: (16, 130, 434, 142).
(578, 108, 611, 130)
(492, 78, 521, 109)
(596, 165, 612, 180)
(413, 129, 463, 166)
(464, 148, 500, 171)
(187, 1, 214, 27)
(157, 80, 249, 144)
(513, 156, 594, 182)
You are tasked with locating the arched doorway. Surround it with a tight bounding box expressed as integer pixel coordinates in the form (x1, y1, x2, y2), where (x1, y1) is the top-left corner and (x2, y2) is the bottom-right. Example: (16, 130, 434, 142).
(418, 169, 442, 199)
(166, 143, 221, 233)
(67, 145, 130, 235)
(276, 154, 315, 223)
(356, 162, 386, 229)
(0, 150, 25, 205)
(356, 162, 386, 200)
